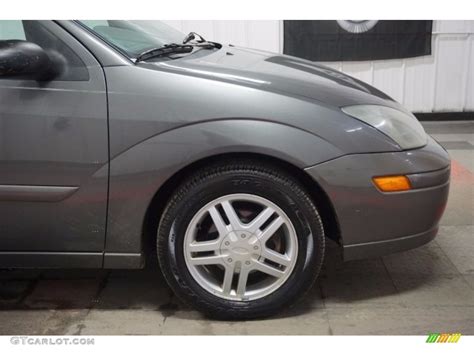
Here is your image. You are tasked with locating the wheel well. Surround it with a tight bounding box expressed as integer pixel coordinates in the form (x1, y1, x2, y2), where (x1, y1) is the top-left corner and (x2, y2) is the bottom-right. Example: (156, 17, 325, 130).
(142, 153, 341, 260)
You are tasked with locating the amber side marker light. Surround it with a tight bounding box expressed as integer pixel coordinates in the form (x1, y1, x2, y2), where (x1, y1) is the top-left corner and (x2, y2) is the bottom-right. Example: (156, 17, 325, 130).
(372, 175, 412, 192)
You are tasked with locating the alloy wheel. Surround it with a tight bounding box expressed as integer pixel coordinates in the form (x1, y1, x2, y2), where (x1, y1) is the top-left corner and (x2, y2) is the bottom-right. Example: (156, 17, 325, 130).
(183, 193, 298, 301)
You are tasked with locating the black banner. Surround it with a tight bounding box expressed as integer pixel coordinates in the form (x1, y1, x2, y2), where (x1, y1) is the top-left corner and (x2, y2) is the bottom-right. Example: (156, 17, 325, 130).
(283, 20, 433, 61)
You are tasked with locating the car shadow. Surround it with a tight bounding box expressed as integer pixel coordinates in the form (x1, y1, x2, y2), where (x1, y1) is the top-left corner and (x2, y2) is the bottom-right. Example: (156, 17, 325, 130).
(0, 240, 443, 321)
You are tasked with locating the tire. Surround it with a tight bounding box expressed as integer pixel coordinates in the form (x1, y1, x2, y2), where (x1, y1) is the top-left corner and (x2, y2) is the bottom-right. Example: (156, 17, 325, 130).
(157, 159, 325, 319)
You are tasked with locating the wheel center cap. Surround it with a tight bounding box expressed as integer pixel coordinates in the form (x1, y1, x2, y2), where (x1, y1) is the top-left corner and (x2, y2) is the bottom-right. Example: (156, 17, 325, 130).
(220, 230, 262, 265)
(232, 247, 250, 255)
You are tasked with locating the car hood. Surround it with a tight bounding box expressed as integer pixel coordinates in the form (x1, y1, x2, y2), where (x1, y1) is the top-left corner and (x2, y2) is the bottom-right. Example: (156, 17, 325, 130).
(148, 45, 400, 109)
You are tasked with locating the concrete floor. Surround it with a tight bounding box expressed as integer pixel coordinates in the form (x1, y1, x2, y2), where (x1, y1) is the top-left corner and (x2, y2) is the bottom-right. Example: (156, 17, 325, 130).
(0, 121, 473, 335)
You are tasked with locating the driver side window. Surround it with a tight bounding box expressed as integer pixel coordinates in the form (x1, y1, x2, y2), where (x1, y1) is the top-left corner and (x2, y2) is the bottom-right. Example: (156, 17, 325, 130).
(0, 20, 26, 40)
(0, 20, 89, 81)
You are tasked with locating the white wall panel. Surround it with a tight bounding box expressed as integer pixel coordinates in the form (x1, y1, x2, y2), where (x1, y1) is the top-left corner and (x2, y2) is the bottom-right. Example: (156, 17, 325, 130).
(403, 54, 436, 112)
(436, 20, 471, 33)
(434, 35, 470, 111)
(465, 36, 474, 111)
(213, 21, 247, 46)
(372, 60, 405, 103)
(182, 20, 215, 38)
(247, 21, 280, 53)
(164, 20, 474, 113)
(163, 20, 280, 51)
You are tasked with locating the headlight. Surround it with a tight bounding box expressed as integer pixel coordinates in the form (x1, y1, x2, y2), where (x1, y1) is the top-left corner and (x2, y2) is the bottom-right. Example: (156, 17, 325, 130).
(341, 105, 427, 149)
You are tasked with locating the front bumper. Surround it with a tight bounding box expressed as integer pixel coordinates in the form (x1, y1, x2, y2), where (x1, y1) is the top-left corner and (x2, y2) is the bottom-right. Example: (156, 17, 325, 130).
(305, 136, 450, 260)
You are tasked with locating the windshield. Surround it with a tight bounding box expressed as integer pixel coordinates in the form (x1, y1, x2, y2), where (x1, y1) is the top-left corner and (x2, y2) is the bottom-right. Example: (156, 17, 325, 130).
(78, 20, 185, 58)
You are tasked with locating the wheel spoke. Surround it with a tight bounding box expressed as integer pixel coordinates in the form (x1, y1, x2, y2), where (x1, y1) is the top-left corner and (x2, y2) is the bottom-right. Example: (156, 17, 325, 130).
(258, 216, 284, 243)
(221, 200, 243, 230)
(261, 248, 291, 267)
(184, 193, 299, 301)
(188, 240, 221, 253)
(208, 206, 229, 237)
(246, 206, 275, 233)
(222, 265, 235, 295)
(254, 260, 285, 278)
(188, 255, 223, 266)
(236, 266, 250, 296)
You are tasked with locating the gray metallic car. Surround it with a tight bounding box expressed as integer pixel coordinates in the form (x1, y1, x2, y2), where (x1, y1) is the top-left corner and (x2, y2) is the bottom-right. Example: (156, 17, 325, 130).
(0, 20, 450, 319)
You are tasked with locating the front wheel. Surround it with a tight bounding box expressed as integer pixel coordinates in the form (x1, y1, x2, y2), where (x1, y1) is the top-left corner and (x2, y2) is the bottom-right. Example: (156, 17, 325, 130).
(157, 160, 325, 319)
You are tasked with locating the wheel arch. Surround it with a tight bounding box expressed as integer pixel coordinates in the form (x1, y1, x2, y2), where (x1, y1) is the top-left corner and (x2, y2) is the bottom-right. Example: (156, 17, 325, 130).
(142, 152, 342, 261)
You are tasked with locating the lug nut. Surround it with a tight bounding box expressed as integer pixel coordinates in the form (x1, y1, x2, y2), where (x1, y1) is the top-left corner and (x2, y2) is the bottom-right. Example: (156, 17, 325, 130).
(241, 234, 246, 238)
(225, 241, 230, 246)
(245, 261, 251, 265)
(227, 258, 233, 262)
(253, 246, 258, 250)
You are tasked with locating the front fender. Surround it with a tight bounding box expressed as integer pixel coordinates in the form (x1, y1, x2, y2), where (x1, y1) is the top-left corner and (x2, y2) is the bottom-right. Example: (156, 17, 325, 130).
(105, 119, 343, 254)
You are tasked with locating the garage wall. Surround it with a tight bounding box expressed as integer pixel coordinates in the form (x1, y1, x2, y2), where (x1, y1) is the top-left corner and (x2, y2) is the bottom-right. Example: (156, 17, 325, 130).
(163, 20, 474, 113)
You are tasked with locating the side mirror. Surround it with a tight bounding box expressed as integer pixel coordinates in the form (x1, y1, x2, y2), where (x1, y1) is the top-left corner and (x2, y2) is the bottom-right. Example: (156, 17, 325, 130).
(0, 40, 57, 80)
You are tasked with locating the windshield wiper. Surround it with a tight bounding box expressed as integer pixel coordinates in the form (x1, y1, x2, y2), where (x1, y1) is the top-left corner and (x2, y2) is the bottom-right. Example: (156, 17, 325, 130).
(135, 43, 194, 62)
(183, 32, 222, 49)
(135, 33, 221, 62)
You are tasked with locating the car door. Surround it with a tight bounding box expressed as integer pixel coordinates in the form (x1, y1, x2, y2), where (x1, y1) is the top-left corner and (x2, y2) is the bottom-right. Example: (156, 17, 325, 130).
(0, 21, 108, 265)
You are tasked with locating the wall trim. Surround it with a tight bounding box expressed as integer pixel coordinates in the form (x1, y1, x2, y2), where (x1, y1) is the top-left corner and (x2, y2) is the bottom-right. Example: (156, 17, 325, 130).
(415, 112, 474, 121)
